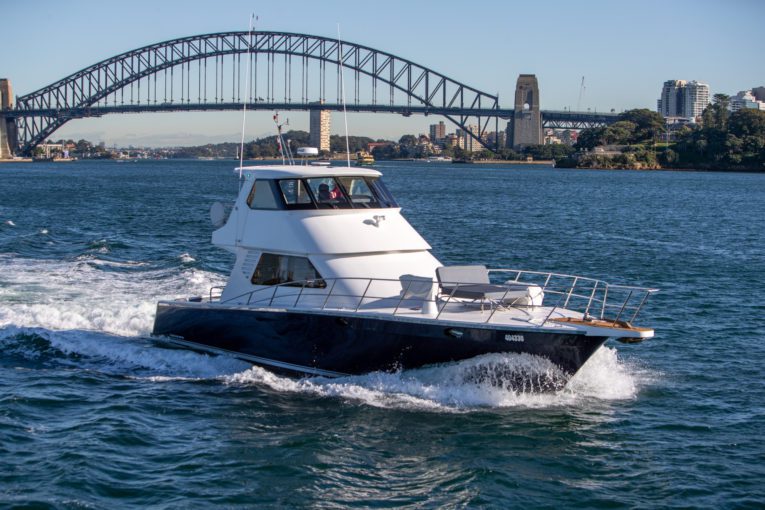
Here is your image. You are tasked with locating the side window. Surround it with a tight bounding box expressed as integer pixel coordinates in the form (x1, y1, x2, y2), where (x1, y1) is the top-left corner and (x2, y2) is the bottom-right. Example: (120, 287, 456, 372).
(246, 180, 280, 209)
(367, 177, 398, 208)
(305, 177, 351, 209)
(278, 179, 312, 207)
(336, 177, 380, 208)
(251, 253, 326, 288)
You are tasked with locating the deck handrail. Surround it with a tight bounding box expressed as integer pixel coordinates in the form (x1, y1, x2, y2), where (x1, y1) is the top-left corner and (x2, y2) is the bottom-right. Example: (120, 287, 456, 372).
(207, 269, 658, 326)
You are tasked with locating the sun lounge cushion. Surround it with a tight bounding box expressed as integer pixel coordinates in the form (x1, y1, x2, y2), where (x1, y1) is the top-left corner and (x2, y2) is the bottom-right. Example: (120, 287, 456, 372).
(436, 266, 544, 306)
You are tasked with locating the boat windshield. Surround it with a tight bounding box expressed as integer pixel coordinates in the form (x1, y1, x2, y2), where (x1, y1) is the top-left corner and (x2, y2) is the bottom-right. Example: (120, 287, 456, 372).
(305, 177, 352, 209)
(275, 176, 398, 210)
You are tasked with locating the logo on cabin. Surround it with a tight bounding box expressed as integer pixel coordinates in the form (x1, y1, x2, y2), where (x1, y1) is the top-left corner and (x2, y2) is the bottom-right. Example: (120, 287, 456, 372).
(504, 334, 524, 343)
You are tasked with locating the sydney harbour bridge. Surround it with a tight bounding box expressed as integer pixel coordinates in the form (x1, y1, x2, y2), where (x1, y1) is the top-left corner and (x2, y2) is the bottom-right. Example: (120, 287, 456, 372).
(0, 31, 619, 157)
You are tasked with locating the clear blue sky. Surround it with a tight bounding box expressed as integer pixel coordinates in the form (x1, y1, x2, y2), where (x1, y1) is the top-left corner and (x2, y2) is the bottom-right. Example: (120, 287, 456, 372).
(3, 0, 763, 146)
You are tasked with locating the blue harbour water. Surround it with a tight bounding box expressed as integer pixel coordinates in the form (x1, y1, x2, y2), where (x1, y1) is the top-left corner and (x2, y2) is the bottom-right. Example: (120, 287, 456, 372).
(1, 159, 764, 508)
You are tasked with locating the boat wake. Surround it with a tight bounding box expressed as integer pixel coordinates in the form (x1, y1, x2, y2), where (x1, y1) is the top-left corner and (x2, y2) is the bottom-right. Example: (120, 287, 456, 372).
(1, 255, 650, 411)
(223, 346, 644, 411)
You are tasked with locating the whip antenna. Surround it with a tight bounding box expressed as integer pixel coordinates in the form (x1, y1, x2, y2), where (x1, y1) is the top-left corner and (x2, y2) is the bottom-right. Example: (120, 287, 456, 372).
(337, 24, 351, 168)
(238, 13, 256, 180)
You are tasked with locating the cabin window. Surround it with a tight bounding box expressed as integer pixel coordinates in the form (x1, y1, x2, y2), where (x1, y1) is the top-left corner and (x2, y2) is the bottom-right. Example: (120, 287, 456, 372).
(367, 177, 399, 208)
(246, 180, 280, 209)
(275, 176, 398, 210)
(250, 253, 326, 288)
(305, 177, 352, 209)
(278, 179, 313, 208)
(336, 177, 381, 208)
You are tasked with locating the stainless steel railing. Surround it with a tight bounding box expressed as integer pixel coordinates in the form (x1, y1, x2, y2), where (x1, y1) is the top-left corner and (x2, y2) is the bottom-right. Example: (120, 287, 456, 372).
(488, 269, 658, 324)
(204, 269, 657, 326)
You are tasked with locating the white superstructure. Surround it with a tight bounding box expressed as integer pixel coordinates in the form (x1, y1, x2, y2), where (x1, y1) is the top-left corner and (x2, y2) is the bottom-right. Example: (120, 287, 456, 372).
(213, 165, 441, 303)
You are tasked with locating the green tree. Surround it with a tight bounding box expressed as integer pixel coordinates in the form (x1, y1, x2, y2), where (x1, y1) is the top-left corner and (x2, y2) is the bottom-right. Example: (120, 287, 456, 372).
(574, 127, 605, 150)
(602, 121, 637, 144)
(398, 134, 418, 147)
(729, 108, 765, 138)
(617, 109, 665, 142)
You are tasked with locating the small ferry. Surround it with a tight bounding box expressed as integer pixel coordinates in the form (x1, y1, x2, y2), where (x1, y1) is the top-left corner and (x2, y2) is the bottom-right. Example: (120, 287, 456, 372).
(152, 161, 657, 386)
(355, 150, 375, 166)
(426, 156, 453, 163)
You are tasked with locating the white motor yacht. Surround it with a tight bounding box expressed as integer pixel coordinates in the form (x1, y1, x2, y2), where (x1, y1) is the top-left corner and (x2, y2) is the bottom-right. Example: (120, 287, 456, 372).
(152, 163, 657, 385)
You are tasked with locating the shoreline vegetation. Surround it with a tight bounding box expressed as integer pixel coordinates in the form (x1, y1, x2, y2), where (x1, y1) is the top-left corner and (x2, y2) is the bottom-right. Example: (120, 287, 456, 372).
(9, 95, 763, 173)
(555, 99, 765, 173)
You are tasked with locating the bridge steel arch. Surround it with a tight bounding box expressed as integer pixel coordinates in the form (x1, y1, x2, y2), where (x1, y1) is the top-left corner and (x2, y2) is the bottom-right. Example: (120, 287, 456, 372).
(7, 31, 503, 156)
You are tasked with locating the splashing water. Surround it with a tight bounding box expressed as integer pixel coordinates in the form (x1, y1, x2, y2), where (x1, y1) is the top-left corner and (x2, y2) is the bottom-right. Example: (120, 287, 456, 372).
(0, 255, 223, 337)
(222, 347, 643, 411)
(1, 255, 648, 411)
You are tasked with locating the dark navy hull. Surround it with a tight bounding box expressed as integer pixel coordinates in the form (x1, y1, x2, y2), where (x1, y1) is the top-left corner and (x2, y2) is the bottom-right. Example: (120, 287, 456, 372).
(151, 302, 608, 378)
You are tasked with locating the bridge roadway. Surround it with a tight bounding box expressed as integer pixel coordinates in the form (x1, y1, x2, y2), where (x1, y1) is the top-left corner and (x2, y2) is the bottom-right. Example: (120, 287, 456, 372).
(2, 102, 619, 128)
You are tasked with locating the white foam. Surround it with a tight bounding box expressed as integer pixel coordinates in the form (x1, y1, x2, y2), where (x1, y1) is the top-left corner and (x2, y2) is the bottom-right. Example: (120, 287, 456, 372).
(222, 347, 645, 411)
(178, 253, 196, 264)
(4, 220, 16, 227)
(0, 255, 224, 337)
(39, 228, 49, 235)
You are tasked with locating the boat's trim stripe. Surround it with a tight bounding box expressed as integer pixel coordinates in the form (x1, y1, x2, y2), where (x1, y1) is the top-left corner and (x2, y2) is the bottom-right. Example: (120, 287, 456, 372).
(159, 336, 349, 378)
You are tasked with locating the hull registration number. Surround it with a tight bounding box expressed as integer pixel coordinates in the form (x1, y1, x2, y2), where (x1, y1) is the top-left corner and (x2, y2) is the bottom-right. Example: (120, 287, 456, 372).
(504, 334, 525, 343)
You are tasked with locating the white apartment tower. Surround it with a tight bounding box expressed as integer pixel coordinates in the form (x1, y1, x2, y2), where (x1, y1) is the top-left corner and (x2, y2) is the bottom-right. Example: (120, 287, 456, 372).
(657, 80, 710, 120)
(309, 101, 331, 152)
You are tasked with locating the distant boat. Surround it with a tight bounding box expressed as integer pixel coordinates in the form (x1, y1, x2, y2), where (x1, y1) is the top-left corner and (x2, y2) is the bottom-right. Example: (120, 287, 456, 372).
(355, 150, 375, 166)
(32, 156, 76, 163)
(426, 156, 452, 163)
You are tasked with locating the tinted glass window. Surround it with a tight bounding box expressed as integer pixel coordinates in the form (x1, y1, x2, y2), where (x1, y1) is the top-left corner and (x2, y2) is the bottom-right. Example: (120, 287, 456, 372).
(279, 179, 312, 206)
(246, 180, 280, 209)
(368, 178, 399, 207)
(305, 177, 351, 209)
(336, 177, 380, 208)
(251, 253, 326, 288)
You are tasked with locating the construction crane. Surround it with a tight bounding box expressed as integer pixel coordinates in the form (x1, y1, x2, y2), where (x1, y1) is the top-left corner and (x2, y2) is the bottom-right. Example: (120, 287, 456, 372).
(576, 76, 586, 112)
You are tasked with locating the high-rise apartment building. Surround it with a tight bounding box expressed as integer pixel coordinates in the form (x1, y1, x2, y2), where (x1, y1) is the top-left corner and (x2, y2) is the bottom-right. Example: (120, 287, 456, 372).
(429, 121, 446, 142)
(457, 125, 483, 152)
(657, 80, 709, 120)
(309, 101, 331, 152)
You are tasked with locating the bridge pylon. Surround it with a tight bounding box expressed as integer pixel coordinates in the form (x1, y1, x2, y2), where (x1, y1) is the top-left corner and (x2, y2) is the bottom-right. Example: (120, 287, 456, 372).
(508, 74, 542, 150)
(0, 79, 17, 159)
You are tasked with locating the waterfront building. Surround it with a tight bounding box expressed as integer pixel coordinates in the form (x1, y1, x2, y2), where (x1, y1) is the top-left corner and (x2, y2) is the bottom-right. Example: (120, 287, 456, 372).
(559, 130, 577, 145)
(367, 141, 393, 153)
(544, 129, 562, 145)
(309, 101, 331, 152)
(485, 131, 506, 148)
(752, 86, 765, 102)
(729, 90, 765, 112)
(429, 121, 446, 142)
(457, 125, 483, 152)
(657, 80, 709, 120)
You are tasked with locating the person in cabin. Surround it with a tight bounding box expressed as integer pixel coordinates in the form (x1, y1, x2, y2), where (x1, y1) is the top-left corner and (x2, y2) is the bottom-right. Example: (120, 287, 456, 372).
(318, 183, 332, 202)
